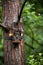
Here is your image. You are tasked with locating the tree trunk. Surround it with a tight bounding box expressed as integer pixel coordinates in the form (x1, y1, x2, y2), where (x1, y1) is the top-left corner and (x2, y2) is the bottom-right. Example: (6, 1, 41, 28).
(2, 0, 24, 65)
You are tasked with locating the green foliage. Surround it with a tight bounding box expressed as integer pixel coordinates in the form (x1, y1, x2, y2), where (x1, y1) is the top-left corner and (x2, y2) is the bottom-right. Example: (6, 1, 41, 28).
(22, 2, 43, 52)
(22, 1, 43, 65)
(25, 53, 43, 65)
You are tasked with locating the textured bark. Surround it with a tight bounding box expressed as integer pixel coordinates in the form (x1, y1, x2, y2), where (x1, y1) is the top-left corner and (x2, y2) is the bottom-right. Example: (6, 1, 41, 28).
(2, 0, 25, 65)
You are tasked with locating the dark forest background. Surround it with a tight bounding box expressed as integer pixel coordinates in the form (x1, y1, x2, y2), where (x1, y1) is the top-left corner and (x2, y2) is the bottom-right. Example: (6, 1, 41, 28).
(0, 0, 43, 65)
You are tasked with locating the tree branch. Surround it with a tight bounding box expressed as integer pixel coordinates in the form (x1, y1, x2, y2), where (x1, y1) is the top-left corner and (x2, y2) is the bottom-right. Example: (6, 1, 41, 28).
(25, 42, 35, 50)
(25, 42, 38, 53)
(27, 34, 43, 47)
(17, 0, 28, 23)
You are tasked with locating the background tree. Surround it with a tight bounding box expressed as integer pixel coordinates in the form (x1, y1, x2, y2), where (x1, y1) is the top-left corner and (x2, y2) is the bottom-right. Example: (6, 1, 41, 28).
(0, 0, 24, 65)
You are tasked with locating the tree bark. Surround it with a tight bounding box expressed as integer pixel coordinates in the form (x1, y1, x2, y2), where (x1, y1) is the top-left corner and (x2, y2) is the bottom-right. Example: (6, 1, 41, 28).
(2, 0, 24, 65)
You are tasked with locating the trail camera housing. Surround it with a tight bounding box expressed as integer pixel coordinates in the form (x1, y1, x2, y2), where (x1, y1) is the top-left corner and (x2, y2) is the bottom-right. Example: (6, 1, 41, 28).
(9, 22, 23, 44)
(0, 21, 23, 44)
